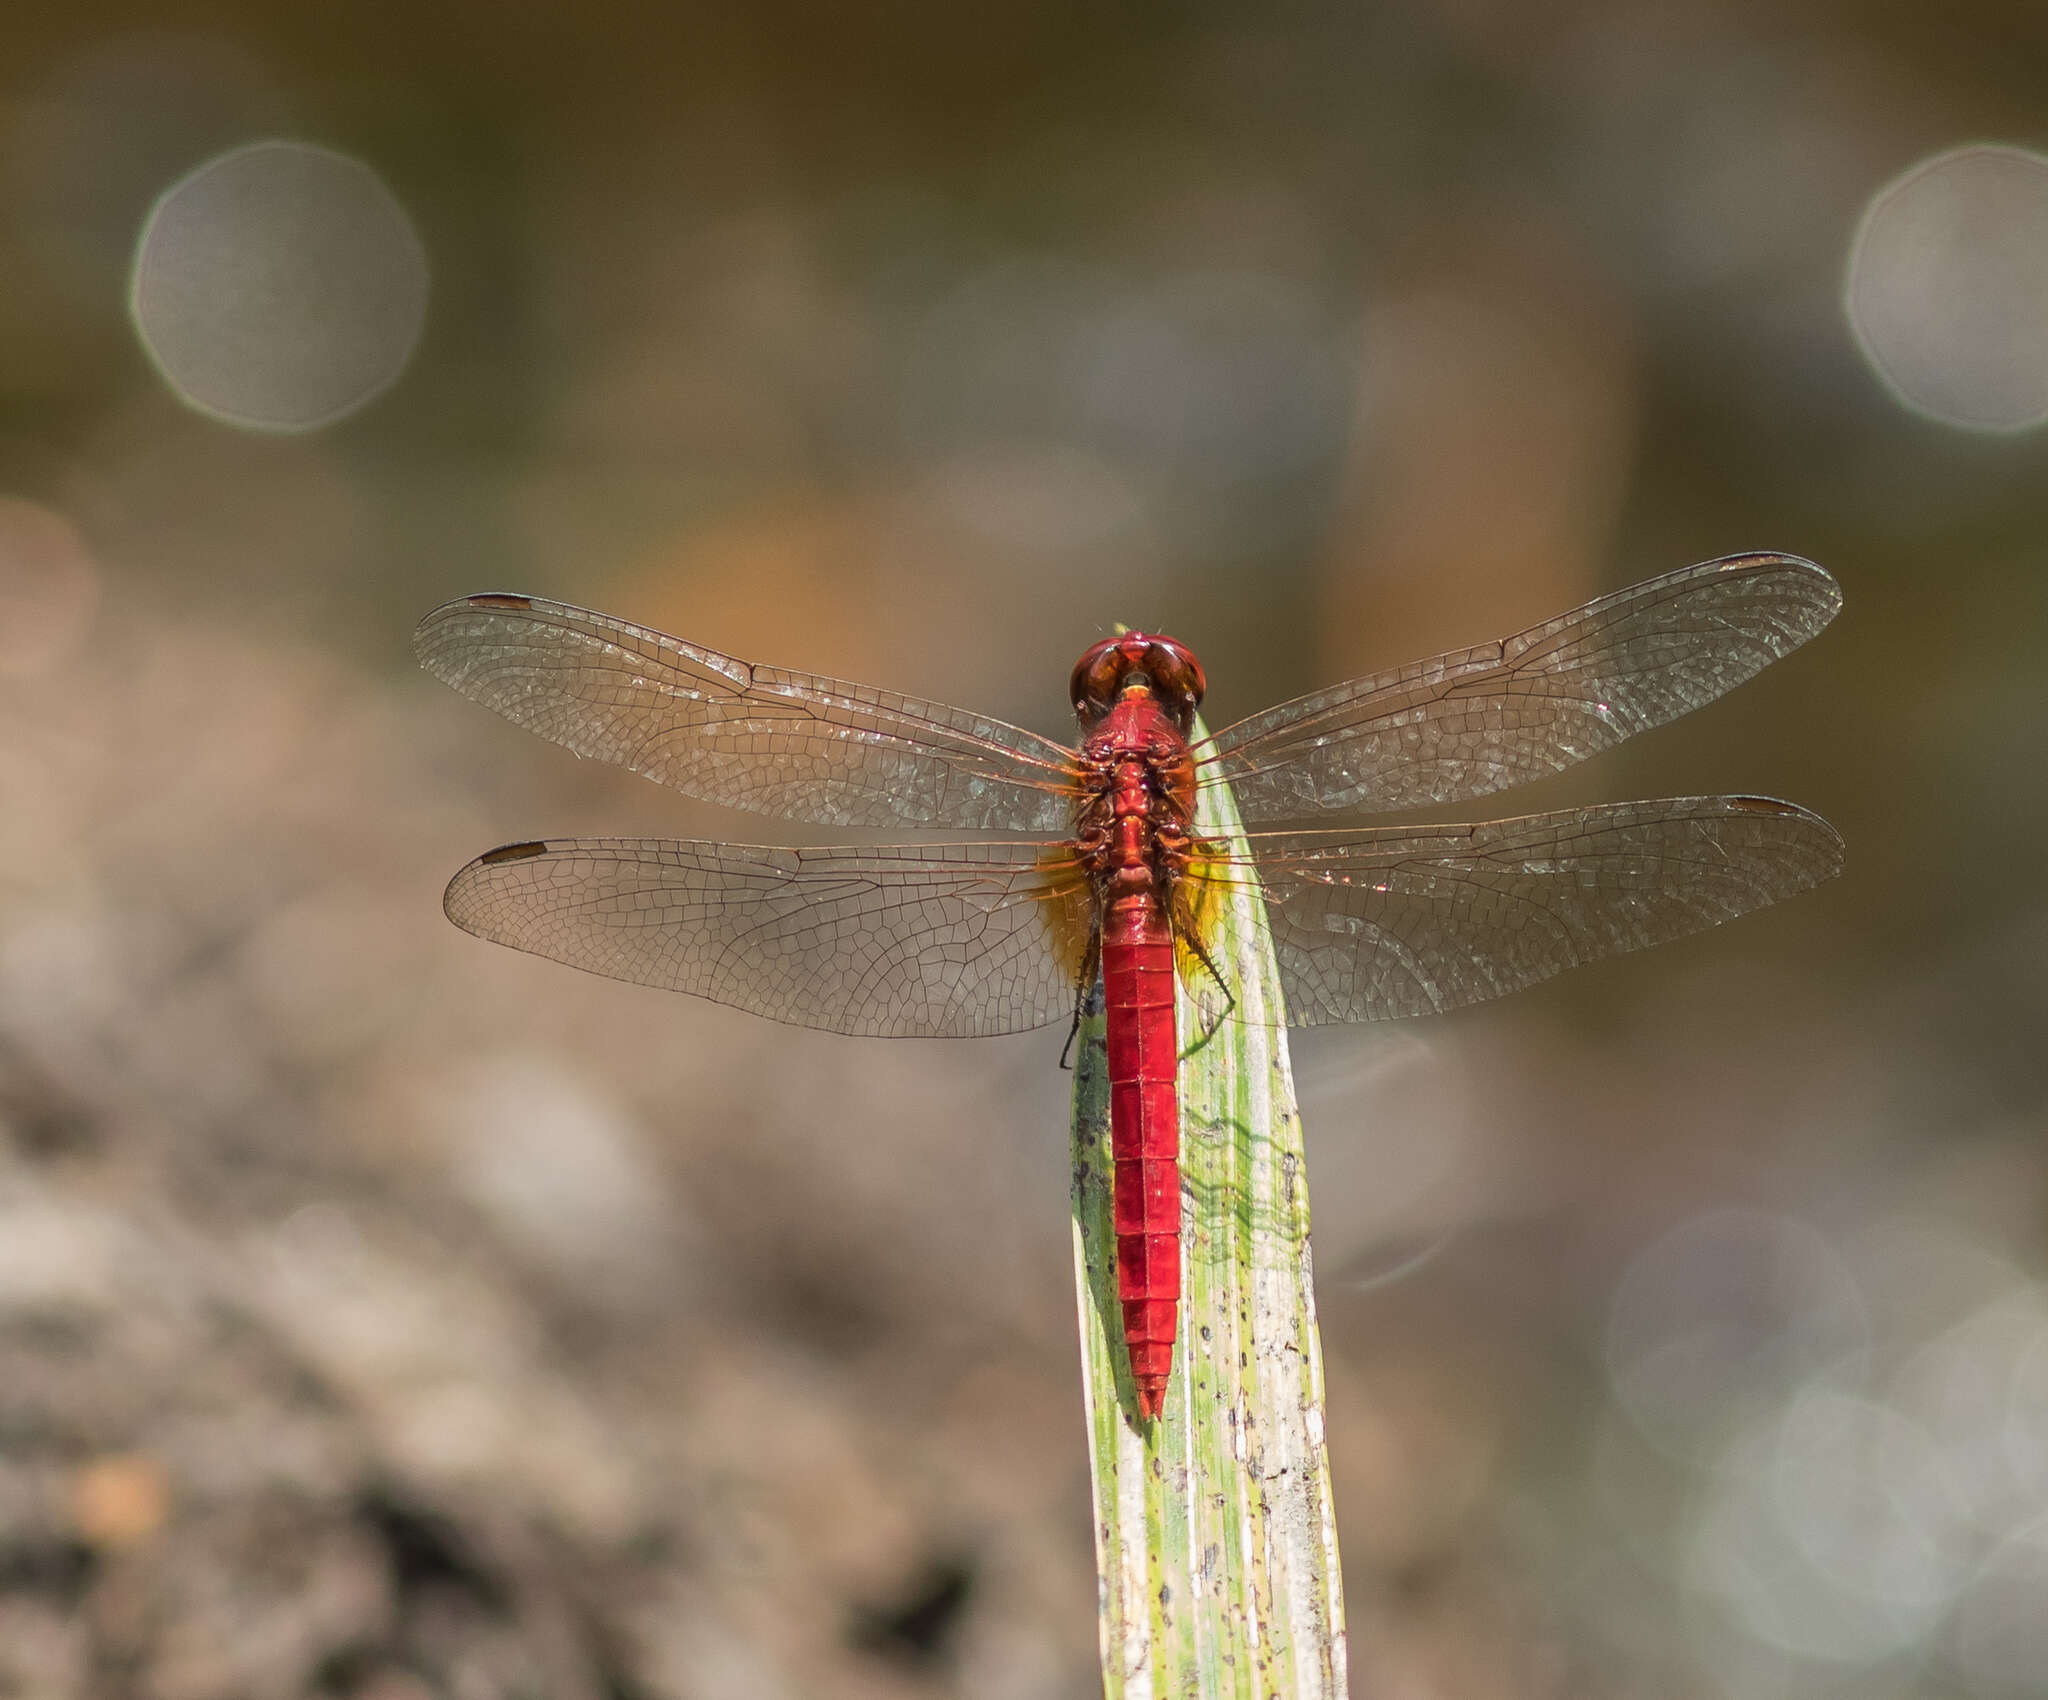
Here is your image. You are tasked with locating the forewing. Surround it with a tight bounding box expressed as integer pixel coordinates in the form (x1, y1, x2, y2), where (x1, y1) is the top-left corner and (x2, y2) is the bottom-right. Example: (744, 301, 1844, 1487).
(1198, 554, 1840, 819)
(415, 595, 1083, 831)
(443, 838, 1093, 1038)
(1213, 796, 1842, 1024)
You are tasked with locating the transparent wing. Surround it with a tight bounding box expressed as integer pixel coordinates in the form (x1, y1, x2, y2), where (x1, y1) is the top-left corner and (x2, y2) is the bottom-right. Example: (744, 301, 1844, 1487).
(443, 837, 1094, 1038)
(415, 595, 1084, 832)
(1199, 796, 1842, 1024)
(1197, 554, 1840, 819)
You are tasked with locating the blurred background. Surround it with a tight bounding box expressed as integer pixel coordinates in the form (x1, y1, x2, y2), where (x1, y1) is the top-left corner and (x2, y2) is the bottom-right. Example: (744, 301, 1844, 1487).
(3, 3, 2047, 1696)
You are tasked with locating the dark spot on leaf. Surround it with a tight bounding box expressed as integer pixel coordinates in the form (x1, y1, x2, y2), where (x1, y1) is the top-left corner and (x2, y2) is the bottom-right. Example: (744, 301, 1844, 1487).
(468, 593, 533, 611)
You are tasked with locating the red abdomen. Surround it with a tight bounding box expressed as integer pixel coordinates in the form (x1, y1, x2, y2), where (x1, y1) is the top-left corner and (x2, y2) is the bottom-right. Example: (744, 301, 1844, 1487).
(1102, 894, 1179, 1420)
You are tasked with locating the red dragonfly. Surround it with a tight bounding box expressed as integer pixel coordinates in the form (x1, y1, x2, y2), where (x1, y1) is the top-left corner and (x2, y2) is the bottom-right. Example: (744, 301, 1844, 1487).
(416, 553, 1841, 1420)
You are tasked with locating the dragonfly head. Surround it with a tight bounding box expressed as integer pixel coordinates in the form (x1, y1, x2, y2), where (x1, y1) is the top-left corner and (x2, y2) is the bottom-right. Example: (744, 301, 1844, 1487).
(1071, 632, 1207, 734)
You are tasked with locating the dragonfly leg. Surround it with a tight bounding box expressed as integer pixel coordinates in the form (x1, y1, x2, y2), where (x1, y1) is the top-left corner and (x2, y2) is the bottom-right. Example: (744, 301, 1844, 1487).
(1175, 898, 1236, 1053)
(1059, 932, 1103, 1072)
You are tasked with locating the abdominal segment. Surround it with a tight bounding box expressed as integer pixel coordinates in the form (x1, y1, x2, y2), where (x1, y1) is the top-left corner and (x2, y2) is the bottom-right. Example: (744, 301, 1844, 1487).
(1102, 924, 1180, 1421)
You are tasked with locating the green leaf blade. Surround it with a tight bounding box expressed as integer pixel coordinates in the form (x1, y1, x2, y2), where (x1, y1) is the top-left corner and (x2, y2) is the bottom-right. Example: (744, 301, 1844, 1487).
(1071, 712, 1347, 1697)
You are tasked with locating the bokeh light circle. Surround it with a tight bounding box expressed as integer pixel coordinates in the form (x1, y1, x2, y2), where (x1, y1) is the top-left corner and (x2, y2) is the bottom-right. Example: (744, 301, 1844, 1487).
(1844, 144, 2048, 432)
(128, 139, 428, 432)
(1684, 1394, 1966, 1668)
(1952, 1522, 2048, 1699)
(1605, 1210, 1868, 1465)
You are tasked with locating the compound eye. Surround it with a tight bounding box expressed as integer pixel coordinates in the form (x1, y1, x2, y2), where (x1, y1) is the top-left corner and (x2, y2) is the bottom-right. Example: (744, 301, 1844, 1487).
(1069, 638, 1126, 726)
(1142, 638, 1207, 730)
(1071, 631, 1206, 727)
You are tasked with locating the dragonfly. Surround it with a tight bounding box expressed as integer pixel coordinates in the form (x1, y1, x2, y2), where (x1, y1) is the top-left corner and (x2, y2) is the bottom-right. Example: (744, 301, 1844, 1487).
(415, 552, 1842, 1420)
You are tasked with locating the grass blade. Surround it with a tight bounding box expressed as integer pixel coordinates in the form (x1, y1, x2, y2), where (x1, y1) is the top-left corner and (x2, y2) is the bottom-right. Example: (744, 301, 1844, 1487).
(1070, 713, 1348, 1697)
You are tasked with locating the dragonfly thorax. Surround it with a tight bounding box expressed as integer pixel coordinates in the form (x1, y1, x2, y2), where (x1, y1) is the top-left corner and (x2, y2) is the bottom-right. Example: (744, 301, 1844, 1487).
(1073, 683, 1200, 910)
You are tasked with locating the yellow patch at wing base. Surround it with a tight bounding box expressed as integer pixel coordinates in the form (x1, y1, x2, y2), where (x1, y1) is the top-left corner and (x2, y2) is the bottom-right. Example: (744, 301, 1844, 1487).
(1034, 849, 1097, 993)
(1174, 843, 1244, 1015)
